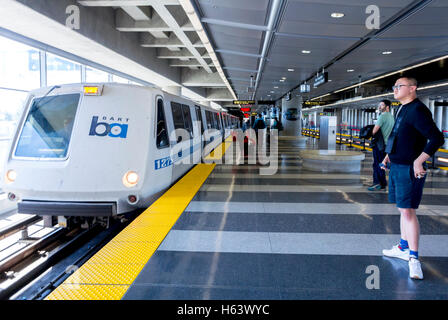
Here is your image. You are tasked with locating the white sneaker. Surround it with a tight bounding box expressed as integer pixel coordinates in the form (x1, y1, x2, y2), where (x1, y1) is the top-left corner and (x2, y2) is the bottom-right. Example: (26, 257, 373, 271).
(382, 245, 410, 261)
(409, 258, 424, 280)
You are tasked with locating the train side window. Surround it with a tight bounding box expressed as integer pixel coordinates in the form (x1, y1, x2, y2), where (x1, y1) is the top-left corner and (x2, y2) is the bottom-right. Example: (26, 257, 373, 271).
(195, 106, 204, 134)
(181, 104, 193, 138)
(216, 113, 222, 130)
(171, 102, 184, 143)
(156, 98, 169, 149)
(205, 110, 213, 129)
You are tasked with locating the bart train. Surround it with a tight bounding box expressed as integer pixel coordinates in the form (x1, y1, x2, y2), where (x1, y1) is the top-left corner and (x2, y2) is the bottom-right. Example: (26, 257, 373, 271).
(1, 83, 239, 225)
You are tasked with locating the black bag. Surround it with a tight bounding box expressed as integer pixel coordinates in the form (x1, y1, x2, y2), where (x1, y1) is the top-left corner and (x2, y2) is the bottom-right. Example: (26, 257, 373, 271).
(359, 125, 374, 139)
(371, 129, 385, 151)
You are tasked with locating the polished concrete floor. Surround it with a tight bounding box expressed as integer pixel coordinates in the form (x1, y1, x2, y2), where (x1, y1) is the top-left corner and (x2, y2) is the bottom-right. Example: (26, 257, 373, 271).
(124, 137, 448, 300)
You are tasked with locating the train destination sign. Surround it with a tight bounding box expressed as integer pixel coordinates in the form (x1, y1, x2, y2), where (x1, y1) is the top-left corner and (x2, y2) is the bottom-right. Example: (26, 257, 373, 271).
(233, 100, 255, 105)
(303, 100, 327, 106)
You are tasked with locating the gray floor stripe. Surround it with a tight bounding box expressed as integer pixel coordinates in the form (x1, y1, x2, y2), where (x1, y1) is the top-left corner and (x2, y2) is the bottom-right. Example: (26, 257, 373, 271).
(208, 172, 448, 182)
(199, 184, 448, 195)
(185, 201, 448, 216)
(158, 230, 448, 257)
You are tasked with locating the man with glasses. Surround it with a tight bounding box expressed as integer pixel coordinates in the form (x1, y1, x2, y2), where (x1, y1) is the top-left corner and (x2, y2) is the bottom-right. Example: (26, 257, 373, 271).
(381, 77, 444, 279)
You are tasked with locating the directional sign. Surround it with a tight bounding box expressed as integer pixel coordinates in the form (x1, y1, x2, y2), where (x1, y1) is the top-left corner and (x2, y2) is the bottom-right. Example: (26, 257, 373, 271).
(233, 100, 255, 105)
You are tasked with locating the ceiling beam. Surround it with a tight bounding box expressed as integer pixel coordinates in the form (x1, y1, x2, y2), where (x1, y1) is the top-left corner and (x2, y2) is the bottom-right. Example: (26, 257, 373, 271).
(147, 0, 213, 73)
(78, 0, 180, 6)
(201, 17, 268, 32)
(182, 69, 226, 87)
(157, 47, 209, 59)
(140, 32, 204, 48)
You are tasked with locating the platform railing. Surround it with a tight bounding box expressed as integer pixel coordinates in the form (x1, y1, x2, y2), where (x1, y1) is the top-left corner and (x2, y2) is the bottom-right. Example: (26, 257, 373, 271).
(301, 128, 448, 171)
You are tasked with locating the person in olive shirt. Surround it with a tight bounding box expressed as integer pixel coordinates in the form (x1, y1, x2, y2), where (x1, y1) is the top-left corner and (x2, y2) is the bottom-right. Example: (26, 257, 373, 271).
(381, 77, 444, 280)
(368, 99, 394, 191)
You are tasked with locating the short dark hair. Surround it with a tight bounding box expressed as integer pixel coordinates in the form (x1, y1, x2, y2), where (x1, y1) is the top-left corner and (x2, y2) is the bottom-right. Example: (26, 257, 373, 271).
(380, 99, 391, 107)
(399, 76, 418, 87)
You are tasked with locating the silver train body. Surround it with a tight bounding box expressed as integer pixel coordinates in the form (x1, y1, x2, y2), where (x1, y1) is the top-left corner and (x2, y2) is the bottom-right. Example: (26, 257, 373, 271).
(1, 83, 239, 217)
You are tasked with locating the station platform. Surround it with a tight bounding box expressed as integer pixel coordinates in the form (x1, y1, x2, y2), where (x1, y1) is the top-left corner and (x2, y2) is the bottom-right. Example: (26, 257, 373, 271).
(46, 137, 448, 300)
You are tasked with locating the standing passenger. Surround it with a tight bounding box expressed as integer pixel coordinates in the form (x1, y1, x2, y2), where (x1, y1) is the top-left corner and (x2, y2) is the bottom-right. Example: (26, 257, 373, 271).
(381, 77, 444, 279)
(368, 100, 394, 191)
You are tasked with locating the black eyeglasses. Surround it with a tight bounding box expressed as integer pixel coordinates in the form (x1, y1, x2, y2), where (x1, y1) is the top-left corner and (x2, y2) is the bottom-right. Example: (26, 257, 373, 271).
(392, 84, 414, 91)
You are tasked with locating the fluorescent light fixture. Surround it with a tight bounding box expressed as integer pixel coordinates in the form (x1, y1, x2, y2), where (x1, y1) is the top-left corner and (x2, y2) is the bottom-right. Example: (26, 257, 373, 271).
(382, 51, 392, 55)
(347, 69, 354, 72)
(301, 50, 311, 54)
(270, 91, 275, 93)
(288, 68, 295, 72)
(279, 79, 285, 82)
(274, 86, 279, 89)
(331, 12, 345, 18)
(310, 93, 331, 101)
(334, 54, 448, 94)
(281, 77, 287, 80)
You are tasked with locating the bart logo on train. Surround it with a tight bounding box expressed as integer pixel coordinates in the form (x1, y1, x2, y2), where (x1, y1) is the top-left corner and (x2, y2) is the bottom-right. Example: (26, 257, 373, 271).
(89, 116, 129, 138)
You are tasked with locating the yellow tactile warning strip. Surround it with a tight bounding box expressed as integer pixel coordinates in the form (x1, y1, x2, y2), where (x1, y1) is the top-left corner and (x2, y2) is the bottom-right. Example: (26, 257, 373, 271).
(46, 137, 232, 300)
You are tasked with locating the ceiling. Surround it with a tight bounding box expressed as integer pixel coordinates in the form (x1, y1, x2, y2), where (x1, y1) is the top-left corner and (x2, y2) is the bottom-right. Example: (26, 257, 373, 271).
(195, 0, 448, 104)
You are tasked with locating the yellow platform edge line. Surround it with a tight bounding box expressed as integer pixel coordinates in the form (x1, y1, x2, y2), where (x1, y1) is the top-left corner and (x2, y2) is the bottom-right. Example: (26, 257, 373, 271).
(45, 137, 232, 300)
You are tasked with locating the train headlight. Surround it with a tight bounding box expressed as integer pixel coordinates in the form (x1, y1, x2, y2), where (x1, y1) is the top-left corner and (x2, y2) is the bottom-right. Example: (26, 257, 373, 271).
(5, 170, 16, 183)
(123, 171, 139, 187)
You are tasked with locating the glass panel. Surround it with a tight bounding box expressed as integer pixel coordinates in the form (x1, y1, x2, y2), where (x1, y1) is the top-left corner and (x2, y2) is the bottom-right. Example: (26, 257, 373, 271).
(0, 89, 28, 139)
(156, 99, 169, 149)
(85, 67, 110, 82)
(205, 111, 212, 129)
(14, 93, 80, 159)
(182, 104, 193, 138)
(111, 74, 129, 84)
(0, 89, 28, 172)
(195, 106, 204, 134)
(0, 36, 40, 91)
(46, 53, 81, 86)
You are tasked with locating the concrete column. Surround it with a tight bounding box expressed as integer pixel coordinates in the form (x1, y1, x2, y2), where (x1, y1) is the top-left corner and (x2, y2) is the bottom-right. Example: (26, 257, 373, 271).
(163, 86, 182, 96)
(435, 98, 444, 130)
(443, 101, 448, 149)
(281, 95, 302, 136)
(428, 99, 435, 117)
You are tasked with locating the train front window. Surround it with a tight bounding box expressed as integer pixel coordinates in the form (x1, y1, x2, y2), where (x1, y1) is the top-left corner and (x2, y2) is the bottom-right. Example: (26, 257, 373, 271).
(14, 93, 80, 159)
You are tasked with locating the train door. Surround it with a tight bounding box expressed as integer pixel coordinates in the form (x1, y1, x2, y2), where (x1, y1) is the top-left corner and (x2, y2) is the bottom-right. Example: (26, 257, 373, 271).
(152, 96, 173, 187)
(170, 102, 194, 181)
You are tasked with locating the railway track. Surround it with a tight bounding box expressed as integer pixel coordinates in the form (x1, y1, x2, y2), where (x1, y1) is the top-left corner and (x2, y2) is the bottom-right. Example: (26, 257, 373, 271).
(0, 211, 138, 300)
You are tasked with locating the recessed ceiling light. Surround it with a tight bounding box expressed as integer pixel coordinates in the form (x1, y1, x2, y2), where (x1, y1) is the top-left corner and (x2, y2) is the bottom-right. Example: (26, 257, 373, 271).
(279, 79, 285, 82)
(382, 51, 393, 55)
(281, 77, 287, 80)
(331, 12, 345, 18)
(267, 94, 271, 97)
(301, 50, 311, 54)
(347, 69, 354, 72)
(288, 68, 294, 72)
(274, 86, 279, 89)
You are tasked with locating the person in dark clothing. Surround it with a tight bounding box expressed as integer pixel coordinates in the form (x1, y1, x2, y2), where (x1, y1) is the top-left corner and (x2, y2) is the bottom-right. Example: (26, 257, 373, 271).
(271, 117, 283, 131)
(368, 100, 394, 191)
(381, 77, 444, 280)
(252, 114, 266, 132)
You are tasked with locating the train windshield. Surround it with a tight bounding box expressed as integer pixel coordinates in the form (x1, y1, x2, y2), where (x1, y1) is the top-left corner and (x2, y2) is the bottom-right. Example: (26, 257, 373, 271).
(14, 93, 80, 159)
